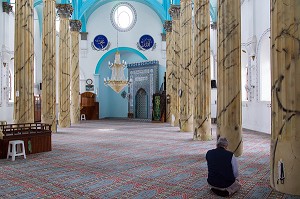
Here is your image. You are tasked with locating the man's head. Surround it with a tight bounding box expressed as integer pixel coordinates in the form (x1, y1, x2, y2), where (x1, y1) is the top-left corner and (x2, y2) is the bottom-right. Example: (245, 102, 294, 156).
(217, 137, 228, 149)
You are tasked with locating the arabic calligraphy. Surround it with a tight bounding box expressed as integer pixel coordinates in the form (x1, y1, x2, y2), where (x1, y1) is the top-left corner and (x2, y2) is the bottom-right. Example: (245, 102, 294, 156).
(137, 35, 155, 51)
(92, 35, 110, 51)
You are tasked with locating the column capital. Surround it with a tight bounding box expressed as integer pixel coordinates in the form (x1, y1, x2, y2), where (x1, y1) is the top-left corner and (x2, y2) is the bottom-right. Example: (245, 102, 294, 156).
(163, 20, 172, 32)
(169, 5, 180, 20)
(80, 32, 88, 40)
(2, 2, 12, 14)
(211, 22, 217, 30)
(70, 20, 82, 32)
(56, 4, 73, 19)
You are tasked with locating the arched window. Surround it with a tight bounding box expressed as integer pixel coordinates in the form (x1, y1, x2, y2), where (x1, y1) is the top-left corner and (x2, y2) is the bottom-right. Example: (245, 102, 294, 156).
(111, 2, 137, 32)
(259, 31, 271, 101)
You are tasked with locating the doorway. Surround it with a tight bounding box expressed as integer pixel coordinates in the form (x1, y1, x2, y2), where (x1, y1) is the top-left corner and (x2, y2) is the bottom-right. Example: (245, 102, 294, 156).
(135, 88, 148, 119)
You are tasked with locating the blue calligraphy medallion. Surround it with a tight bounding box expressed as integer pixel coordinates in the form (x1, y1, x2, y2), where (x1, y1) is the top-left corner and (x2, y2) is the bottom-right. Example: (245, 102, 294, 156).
(139, 35, 154, 50)
(93, 35, 109, 50)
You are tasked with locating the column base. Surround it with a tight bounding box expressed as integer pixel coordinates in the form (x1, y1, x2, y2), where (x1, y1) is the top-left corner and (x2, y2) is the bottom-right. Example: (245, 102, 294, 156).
(270, 139, 300, 196)
(180, 118, 193, 132)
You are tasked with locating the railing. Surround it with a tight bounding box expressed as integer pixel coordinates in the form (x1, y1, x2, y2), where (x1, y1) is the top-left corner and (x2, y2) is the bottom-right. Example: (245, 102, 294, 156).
(0, 123, 51, 137)
(0, 123, 52, 159)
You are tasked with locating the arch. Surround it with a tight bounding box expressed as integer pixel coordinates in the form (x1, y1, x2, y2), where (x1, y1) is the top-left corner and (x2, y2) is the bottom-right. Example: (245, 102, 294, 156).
(257, 29, 271, 101)
(80, 15, 87, 32)
(209, 4, 217, 22)
(94, 47, 148, 75)
(80, 0, 167, 25)
(71, 0, 79, 19)
(34, 0, 72, 7)
(208, 0, 217, 22)
(135, 88, 148, 119)
(97, 48, 147, 118)
(34, 0, 43, 7)
(33, 0, 217, 33)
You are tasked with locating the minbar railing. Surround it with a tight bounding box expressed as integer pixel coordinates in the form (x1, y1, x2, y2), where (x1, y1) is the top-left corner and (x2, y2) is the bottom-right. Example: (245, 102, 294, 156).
(0, 123, 52, 159)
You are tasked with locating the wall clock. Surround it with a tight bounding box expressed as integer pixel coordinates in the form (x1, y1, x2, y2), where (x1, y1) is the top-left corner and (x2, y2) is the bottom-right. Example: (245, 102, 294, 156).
(86, 79, 93, 85)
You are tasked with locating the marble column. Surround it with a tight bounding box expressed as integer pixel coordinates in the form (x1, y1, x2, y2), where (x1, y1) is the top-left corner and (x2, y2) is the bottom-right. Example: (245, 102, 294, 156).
(193, 0, 211, 140)
(163, 20, 173, 124)
(42, 0, 57, 132)
(169, 5, 180, 127)
(270, 0, 300, 195)
(179, 0, 193, 132)
(70, 20, 82, 124)
(217, 0, 242, 156)
(14, 0, 34, 123)
(57, 4, 73, 128)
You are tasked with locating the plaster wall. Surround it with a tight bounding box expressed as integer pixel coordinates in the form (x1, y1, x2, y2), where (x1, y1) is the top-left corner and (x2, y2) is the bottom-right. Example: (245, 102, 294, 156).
(0, 4, 4, 116)
(0, 8, 15, 123)
(241, 0, 271, 134)
(210, 28, 217, 80)
(34, 7, 42, 95)
(0, 4, 3, 50)
(2, 11, 14, 52)
(81, 1, 166, 118)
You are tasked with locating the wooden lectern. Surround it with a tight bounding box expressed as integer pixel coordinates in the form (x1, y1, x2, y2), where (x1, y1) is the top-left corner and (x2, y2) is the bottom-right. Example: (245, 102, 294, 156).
(80, 92, 99, 120)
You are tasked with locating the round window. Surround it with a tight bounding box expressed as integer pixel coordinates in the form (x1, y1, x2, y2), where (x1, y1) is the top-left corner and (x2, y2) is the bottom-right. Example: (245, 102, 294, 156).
(111, 3, 137, 32)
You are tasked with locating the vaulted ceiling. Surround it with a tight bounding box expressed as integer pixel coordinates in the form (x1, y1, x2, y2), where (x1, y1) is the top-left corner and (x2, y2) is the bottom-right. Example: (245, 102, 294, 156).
(6, 0, 217, 32)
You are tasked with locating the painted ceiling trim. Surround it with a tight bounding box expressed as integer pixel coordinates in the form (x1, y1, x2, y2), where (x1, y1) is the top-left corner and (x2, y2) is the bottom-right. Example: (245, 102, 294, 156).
(79, 0, 167, 25)
(33, 0, 217, 32)
(210, 4, 217, 22)
(210, 0, 217, 22)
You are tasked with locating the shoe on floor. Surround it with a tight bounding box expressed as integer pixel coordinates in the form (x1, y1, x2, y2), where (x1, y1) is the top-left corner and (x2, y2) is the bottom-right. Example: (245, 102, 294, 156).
(211, 188, 229, 197)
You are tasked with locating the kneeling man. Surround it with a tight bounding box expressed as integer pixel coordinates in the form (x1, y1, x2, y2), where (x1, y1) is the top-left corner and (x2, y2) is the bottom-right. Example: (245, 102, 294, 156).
(206, 137, 241, 196)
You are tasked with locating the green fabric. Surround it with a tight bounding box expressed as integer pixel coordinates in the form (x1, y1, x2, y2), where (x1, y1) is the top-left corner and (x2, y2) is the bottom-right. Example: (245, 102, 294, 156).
(28, 140, 32, 153)
(153, 95, 161, 121)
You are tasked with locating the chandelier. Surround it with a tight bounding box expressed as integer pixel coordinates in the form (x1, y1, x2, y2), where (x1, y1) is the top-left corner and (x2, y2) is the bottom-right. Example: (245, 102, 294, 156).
(103, 18, 131, 93)
(104, 51, 130, 93)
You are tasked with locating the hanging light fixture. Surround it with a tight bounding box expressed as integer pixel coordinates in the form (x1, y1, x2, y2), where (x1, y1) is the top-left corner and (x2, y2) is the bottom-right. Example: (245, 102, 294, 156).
(104, 51, 129, 93)
(103, 25, 130, 93)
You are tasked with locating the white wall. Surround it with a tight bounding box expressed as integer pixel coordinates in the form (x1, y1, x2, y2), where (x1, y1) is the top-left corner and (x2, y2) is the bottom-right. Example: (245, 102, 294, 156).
(242, 101, 271, 133)
(0, 4, 3, 50)
(0, 3, 4, 113)
(241, 0, 271, 134)
(0, 8, 15, 123)
(34, 7, 42, 96)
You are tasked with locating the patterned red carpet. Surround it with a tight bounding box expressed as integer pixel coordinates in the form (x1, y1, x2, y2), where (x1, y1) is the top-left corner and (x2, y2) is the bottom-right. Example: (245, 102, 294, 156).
(0, 120, 298, 198)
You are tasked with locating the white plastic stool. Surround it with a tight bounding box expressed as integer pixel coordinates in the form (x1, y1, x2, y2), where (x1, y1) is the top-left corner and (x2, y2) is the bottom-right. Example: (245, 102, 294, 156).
(80, 114, 86, 120)
(7, 140, 26, 161)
